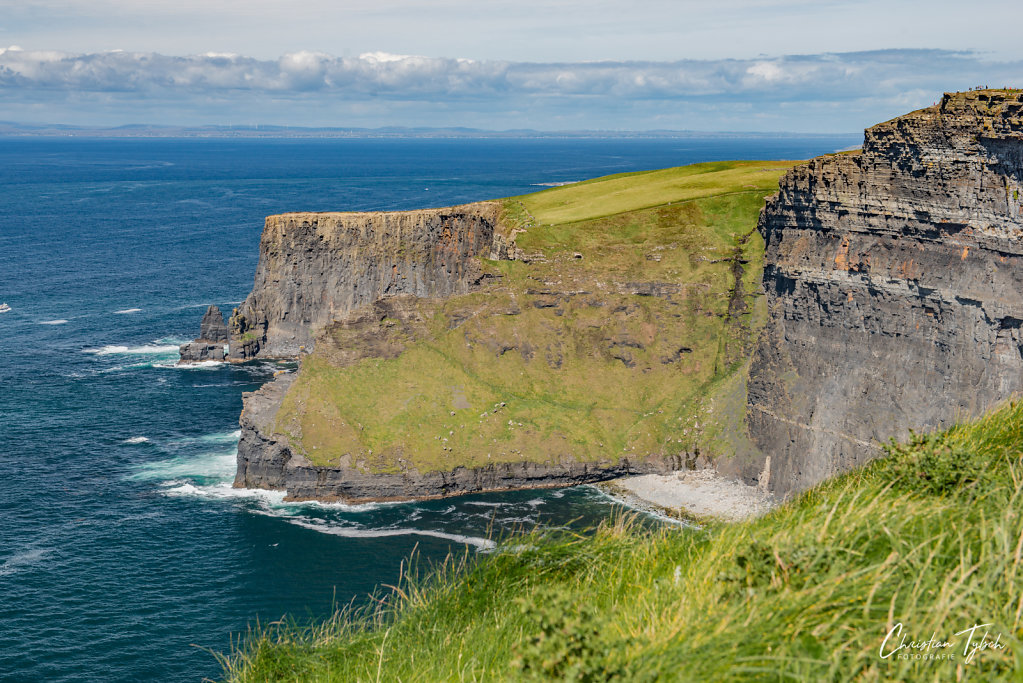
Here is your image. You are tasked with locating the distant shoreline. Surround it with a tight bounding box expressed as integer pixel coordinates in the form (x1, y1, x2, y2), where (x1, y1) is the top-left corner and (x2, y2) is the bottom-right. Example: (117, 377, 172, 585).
(0, 123, 860, 140)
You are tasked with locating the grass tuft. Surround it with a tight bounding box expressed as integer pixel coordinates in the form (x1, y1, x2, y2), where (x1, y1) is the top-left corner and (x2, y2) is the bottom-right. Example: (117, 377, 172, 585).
(221, 399, 1023, 681)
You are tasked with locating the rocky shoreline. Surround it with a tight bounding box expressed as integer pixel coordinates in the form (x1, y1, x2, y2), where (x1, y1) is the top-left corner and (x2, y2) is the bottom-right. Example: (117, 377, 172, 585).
(599, 471, 776, 523)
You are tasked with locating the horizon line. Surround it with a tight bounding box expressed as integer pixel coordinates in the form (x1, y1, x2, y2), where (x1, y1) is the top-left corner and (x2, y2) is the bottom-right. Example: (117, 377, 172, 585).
(0, 121, 861, 140)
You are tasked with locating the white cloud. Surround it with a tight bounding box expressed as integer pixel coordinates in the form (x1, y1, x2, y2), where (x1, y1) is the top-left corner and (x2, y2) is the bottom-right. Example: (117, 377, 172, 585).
(0, 48, 1020, 132)
(5, 0, 1023, 64)
(747, 62, 785, 82)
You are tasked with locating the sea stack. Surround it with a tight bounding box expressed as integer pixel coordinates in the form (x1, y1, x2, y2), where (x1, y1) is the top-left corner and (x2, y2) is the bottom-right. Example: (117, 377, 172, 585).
(179, 304, 229, 362)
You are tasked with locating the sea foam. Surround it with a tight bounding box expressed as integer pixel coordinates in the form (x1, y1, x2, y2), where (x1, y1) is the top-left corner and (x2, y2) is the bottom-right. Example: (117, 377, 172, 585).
(0, 547, 53, 577)
(129, 450, 237, 482)
(85, 344, 180, 356)
(287, 518, 497, 550)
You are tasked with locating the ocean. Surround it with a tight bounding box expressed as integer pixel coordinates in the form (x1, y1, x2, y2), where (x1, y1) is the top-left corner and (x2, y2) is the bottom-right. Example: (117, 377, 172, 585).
(0, 134, 857, 681)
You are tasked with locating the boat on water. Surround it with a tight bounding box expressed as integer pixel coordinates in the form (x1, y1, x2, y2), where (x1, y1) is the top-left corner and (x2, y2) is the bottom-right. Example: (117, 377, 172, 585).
(0, 303, 10, 313)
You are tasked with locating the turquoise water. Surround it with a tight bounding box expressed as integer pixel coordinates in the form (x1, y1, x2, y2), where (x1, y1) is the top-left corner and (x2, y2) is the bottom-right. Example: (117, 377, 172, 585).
(0, 134, 857, 681)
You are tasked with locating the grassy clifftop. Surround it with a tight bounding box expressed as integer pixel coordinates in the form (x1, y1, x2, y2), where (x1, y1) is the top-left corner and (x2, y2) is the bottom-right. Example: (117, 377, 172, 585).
(270, 160, 795, 475)
(223, 398, 1023, 681)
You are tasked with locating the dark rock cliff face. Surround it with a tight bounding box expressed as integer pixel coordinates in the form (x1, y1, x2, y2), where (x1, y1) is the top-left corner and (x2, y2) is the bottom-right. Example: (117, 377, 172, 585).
(179, 304, 228, 363)
(199, 305, 229, 342)
(747, 90, 1023, 495)
(227, 203, 502, 359)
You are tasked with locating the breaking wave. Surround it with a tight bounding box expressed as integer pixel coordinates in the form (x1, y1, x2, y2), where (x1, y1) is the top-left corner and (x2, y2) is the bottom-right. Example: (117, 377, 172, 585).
(0, 547, 53, 577)
(85, 343, 180, 356)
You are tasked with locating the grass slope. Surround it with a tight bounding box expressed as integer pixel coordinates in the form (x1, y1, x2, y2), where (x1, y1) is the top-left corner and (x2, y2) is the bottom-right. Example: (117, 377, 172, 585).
(272, 161, 794, 474)
(222, 399, 1023, 681)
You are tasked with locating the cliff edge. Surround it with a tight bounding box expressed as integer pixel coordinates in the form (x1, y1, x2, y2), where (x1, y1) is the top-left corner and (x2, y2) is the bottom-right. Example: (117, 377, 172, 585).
(747, 89, 1023, 495)
(227, 162, 793, 501)
(227, 203, 504, 359)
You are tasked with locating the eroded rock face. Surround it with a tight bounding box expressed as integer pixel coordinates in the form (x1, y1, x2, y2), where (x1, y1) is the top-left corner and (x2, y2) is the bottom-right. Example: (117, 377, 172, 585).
(199, 305, 229, 343)
(178, 342, 226, 363)
(179, 304, 228, 363)
(747, 90, 1023, 495)
(228, 203, 502, 359)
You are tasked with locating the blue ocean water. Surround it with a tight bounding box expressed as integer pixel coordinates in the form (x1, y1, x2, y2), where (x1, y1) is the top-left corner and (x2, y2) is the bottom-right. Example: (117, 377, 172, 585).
(0, 134, 857, 681)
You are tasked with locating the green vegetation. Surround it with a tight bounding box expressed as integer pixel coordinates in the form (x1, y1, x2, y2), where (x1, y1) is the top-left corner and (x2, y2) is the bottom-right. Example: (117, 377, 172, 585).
(272, 161, 794, 474)
(511, 160, 795, 226)
(221, 400, 1023, 681)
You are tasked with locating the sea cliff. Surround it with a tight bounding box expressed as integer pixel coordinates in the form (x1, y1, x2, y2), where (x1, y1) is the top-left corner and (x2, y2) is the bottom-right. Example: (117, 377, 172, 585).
(218, 162, 790, 501)
(746, 89, 1023, 494)
(208, 90, 1023, 503)
(227, 203, 505, 359)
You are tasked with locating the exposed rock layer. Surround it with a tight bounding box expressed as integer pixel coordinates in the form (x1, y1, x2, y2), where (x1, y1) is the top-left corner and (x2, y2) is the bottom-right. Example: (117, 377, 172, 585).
(227, 203, 502, 359)
(179, 304, 228, 363)
(747, 90, 1023, 495)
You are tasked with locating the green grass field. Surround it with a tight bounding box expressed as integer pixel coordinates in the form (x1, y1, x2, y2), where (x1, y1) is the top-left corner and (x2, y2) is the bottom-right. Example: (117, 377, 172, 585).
(271, 161, 794, 474)
(220, 398, 1023, 681)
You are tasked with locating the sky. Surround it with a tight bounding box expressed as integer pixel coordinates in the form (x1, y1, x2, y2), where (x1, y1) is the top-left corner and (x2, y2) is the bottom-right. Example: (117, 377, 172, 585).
(1, 0, 1021, 132)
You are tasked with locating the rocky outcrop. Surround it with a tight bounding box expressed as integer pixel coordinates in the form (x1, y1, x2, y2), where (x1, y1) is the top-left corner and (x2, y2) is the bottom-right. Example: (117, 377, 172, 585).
(236, 373, 675, 502)
(199, 305, 229, 342)
(227, 203, 502, 359)
(179, 304, 228, 363)
(746, 90, 1023, 495)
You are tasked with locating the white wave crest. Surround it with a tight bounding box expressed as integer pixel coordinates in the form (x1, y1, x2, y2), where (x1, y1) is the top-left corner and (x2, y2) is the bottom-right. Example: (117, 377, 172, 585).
(0, 547, 53, 577)
(39, 319, 69, 325)
(156, 360, 225, 370)
(85, 344, 180, 356)
(114, 308, 142, 314)
(288, 518, 497, 550)
(167, 430, 241, 447)
(129, 450, 237, 482)
(164, 482, 289, 506)
(123, 436, 150, 444)
(162, 482, 390, 514)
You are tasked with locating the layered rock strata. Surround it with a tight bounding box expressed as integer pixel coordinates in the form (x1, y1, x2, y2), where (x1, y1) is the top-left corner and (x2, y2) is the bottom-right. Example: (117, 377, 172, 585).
(179, 304, 229, 362)
(746, 90, 1023, 495)
(227, 203, 502, 359)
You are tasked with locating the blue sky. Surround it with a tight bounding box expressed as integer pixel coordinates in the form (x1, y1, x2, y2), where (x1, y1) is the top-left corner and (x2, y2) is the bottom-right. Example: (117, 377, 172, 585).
(1, 0, 1021, 132)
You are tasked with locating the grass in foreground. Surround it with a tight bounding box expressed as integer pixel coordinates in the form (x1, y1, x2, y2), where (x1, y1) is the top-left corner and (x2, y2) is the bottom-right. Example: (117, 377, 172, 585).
(220, 400, 1023, 681)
